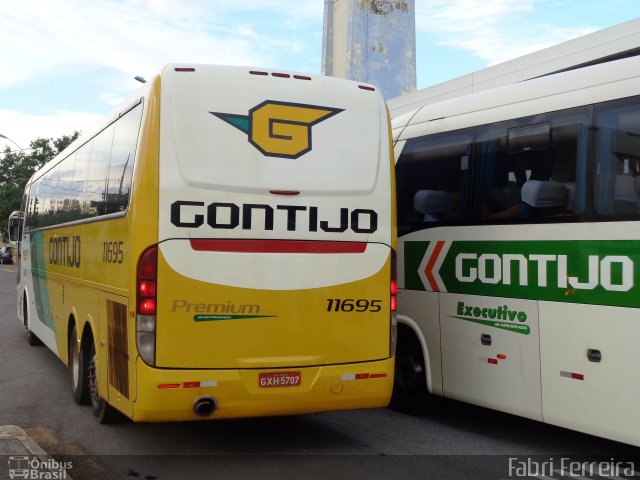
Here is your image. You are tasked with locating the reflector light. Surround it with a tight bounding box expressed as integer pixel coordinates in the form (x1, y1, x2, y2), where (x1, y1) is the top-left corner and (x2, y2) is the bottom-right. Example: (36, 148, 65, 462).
(359, 85, 375, 91)
(158, 384, 180, 389)
(175, 67, 195, 72)
(272, 72, 290, 78)
(249, 70, 268, 76)
(184, 382, 200, 388)
(341, 373, 386, 381)
(488, 358, 498, 365)
(293, 75, 311, 80)
(560, 370, 585, 380)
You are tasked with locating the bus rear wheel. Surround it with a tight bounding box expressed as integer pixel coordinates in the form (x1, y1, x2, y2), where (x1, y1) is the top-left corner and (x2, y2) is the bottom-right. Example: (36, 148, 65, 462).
(88, 343, 120, 423)
(69, 325, 90, 405)
(390, 327, 439, 415)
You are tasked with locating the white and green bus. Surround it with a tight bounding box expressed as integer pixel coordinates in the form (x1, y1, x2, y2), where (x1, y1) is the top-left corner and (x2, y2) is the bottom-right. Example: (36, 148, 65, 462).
(391, 54, 640, 446)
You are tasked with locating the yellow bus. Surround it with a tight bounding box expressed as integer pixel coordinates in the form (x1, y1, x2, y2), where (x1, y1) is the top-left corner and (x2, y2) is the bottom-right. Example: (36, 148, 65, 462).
(10, 64, 397, 423)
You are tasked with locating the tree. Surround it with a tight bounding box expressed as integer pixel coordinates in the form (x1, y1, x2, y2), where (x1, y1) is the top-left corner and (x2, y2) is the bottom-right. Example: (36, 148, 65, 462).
(0, 132, 79, 241)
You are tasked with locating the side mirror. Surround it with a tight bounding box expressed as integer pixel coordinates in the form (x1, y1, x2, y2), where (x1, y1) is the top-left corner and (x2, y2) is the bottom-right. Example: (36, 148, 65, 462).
(8, 212, 22, 243)
(9, 223, 19, 242)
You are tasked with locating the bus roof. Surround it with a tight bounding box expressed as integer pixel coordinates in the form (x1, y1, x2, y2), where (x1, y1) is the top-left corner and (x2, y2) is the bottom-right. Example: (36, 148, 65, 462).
(393, 55, 640, 143)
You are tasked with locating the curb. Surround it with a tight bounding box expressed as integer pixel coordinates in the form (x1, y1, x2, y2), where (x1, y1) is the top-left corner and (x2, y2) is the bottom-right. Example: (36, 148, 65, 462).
(0, 425, 74, 480)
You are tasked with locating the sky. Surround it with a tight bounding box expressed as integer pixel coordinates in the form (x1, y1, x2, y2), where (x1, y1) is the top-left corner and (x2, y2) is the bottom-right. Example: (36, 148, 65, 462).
(0, 0, 638, 153)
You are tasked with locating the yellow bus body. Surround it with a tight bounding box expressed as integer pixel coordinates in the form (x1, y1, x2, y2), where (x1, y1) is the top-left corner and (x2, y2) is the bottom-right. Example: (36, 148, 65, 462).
(18, 65, 396, 422)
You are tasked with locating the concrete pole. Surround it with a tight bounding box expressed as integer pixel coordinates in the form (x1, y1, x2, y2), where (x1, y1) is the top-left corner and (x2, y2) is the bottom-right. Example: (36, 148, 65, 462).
(322, 0, 416, 99)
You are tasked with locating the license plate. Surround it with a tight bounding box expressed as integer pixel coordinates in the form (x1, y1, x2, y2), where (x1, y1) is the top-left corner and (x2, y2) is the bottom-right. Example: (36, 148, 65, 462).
(259, 371, 301, 388)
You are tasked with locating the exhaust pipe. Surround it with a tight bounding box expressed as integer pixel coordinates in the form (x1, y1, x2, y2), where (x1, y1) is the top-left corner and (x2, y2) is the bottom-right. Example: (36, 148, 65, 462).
(193, 396, 217, 417)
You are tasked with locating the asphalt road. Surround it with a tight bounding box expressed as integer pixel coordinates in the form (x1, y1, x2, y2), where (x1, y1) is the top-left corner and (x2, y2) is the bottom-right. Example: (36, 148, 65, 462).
(0, 265, 639, 480)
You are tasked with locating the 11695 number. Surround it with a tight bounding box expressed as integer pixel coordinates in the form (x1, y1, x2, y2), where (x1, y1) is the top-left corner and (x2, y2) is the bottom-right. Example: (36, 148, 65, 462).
(326, 298, 382, 313)
(103, 241, 124, 264)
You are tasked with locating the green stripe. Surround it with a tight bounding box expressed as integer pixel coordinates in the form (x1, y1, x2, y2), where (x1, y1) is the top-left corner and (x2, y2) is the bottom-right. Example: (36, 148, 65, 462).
(405, 240, 640, 308)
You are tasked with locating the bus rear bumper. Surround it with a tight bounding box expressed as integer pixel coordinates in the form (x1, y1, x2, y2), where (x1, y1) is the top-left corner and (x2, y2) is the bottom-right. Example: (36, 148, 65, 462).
(132, 357, 394, 422)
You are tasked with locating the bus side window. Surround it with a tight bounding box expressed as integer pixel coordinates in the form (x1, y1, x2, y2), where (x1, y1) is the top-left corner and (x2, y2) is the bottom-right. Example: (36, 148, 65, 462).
(85, 124, 115, 217)
(25, 183, 38, 231)
(57, 151, 81, 223)
(34, 178, 47, 228)
(595, 97, 640, 218)
(474, 125, 525, 222)
(75, 141, 93, 220)
(475, 111, 589, 223)
(396, 129, 472, 234)
(107, 103, 143, 214)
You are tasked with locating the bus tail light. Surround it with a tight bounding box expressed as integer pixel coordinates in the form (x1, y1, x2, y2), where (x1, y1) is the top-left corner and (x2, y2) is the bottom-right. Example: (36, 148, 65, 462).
(137, 246, 158, 366)
(391, 280, 398, 312)
(390, 249, 398, 356)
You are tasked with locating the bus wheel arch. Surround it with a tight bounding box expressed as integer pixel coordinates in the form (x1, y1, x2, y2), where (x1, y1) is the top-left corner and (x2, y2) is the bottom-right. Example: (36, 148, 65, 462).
(391, 318, 439, 415)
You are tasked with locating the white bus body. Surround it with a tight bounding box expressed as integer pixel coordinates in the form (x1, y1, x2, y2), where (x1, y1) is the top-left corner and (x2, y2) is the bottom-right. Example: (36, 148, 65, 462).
(392, 55, 640, 446)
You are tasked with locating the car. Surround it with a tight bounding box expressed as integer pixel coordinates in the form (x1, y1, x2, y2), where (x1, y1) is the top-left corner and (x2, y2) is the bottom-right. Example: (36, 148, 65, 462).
(0, 246, 13, 264)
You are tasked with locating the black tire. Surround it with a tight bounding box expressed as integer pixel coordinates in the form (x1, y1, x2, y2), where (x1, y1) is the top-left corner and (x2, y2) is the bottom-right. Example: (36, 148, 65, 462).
(69, 325, 90, 405)
(88, 343, 120, 423)
(26, 329, 43, 346)
(24, 298, 42, 347)
(390, 327, 440, 415)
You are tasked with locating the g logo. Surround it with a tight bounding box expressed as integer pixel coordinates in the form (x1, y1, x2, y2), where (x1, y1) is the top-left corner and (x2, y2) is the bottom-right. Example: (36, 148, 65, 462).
(212, 101, 343, 159)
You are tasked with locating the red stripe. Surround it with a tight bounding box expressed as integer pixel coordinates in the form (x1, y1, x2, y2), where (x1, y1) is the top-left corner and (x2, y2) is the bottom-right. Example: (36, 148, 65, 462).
(425, 240, 445, 292)
(190, 239, 367, 254)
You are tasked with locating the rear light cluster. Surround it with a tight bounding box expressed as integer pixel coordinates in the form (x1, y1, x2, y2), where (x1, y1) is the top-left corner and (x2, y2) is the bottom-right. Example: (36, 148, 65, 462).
(390, 249, 398, 356)
(390, 279, 398, 312)
(137, 246, 158, 366)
